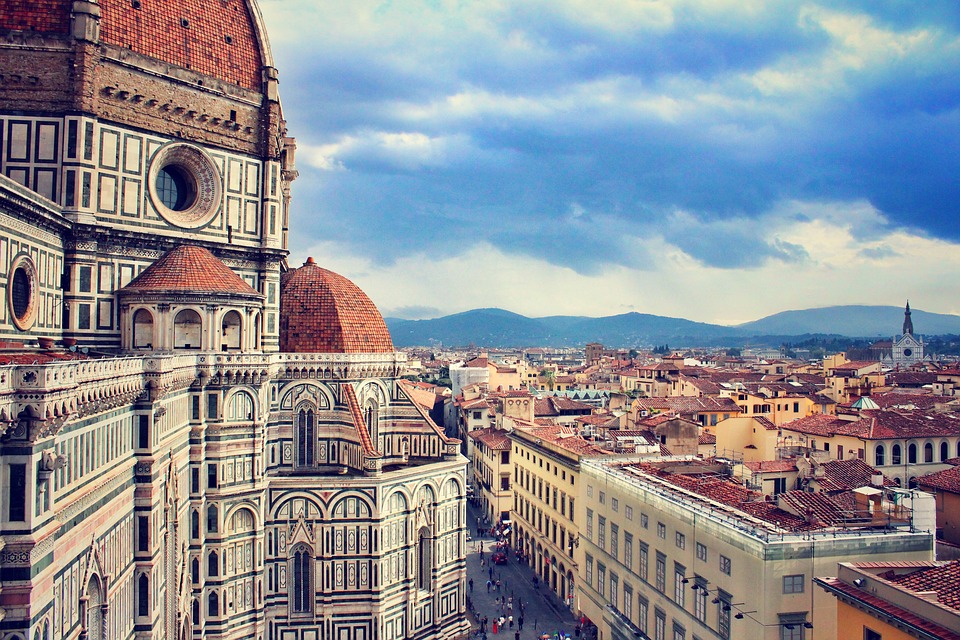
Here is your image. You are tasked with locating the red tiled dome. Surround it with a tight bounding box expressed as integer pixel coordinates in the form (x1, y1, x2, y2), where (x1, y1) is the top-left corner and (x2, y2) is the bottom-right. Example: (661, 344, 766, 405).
(280, 258, 394, 354)
(121, 245, 261, 297)
(0, 0, 266, 91)
(0, 0, 72, 35)
(99, 0, 265, 90)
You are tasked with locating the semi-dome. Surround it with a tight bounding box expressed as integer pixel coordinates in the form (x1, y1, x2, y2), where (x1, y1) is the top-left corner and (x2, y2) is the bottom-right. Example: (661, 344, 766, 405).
(280, 258, 394, 354)
(121, 245, 260, 298)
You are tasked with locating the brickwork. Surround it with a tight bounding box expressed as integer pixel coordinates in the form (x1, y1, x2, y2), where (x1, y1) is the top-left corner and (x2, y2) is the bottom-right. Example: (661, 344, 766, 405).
(0, 0, 72, 35)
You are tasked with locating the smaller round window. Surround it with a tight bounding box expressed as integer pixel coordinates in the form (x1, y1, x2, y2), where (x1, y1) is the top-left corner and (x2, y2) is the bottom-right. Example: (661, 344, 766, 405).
(147, 143, 222, 229)
(7, 254, 38, 331)
(903, 348, 913, 357)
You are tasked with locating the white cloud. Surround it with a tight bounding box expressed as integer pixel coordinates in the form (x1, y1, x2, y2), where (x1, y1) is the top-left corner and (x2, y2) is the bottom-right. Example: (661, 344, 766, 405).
(294, 199, 960, 325)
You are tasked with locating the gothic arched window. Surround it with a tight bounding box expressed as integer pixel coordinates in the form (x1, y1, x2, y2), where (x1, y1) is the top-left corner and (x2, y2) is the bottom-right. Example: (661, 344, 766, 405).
(291, 545, 313, 614)
(138, 573, 150, 617)
(416, 526, 432, 591)
(296, 407, 315, 468)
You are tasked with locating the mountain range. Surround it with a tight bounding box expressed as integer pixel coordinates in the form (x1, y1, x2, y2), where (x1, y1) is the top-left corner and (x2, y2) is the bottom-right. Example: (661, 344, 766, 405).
(384, 305, 960, 349)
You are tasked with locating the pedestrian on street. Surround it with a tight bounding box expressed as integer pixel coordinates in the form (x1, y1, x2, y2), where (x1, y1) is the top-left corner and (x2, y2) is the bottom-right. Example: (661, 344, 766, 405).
(508, 615, 514, 629)
(496, 579, 502, 592)
(518, 615, 524, 630)
(469, 578, 474, 593)
(514, 631, 520, 640)
(486, 579, 492, 592)
(488, 566, 493, 579)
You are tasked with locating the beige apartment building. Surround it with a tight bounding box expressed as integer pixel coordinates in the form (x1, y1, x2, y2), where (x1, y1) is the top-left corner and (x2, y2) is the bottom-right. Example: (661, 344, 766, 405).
(577, 458, 934, 640)
(509, 423, 611, 607)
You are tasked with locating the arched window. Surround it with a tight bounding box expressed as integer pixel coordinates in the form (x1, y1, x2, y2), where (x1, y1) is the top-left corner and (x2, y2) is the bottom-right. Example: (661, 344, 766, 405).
(875, 445, 885, 467)
(416, 526, 432, 591)
(253, 312, 262, 351)
(174, 309, 202, 349)
(908, 443, 918, 464)
(138, 573, 150, 617)
(227, 391, 254, 422)
(925, 443, 934, 463)
(208, 591, 219, 617)
(365, 399, 379, 446)
(296, 407, 315, 468)
(191, 510, 200, 539)
(192, 599, 200, 626)
(220, 311, 242, 351)
(207, 505, 218, 533)
(192, 557, 200, 584)
(290, 545, 313, 614)
(941, 442, 949, 462)
(86, 576, 104, 639)
(133, 308, 154, 349)
(208, 551, 219, 577)
(892, 444, 902, 465)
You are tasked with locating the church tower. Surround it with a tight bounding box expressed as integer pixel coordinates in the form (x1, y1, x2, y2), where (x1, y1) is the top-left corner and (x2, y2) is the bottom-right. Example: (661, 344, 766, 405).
(892, 300, 923, 367)
(903, 300, 914, 335)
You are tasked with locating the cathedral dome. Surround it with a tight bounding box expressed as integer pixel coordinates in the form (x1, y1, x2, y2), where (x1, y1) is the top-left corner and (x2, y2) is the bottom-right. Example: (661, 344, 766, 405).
(1, 0, 269, 91)
(280, 258, 394, 354)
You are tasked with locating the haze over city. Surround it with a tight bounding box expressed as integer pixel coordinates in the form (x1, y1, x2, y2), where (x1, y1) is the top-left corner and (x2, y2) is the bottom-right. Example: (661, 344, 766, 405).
(258, 1, 960, 325)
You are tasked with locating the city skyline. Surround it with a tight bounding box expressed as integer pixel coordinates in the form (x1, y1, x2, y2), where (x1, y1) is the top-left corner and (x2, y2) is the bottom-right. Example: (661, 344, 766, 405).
(259, 1, 960, 325)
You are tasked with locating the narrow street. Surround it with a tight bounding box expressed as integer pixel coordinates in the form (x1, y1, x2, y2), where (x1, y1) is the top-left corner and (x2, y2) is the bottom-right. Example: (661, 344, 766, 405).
(465, 502, 580, 640)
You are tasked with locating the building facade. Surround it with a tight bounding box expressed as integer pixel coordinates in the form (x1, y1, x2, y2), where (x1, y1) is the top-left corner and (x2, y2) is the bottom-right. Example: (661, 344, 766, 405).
(577, 459, 935, 640)
(0, 3, 469, 640)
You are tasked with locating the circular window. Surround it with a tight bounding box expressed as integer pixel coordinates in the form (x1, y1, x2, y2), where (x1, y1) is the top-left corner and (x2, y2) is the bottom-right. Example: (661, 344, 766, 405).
(7, 253, 38, 331)
(903, 348, 913, 357)
(147, 143, 222, 229)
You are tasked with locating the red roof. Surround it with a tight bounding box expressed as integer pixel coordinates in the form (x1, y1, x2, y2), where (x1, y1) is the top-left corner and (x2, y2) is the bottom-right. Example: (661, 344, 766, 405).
(100, 0, 263, 90)
(918, 466, 960, 494)
(890, 561, 960, 612)
(0, 0, 72, 34)
(280, 258, 394, 354)
(121, 245, 260, 297)
(819, 574, 960, 640)
(469, 427, 511, 450)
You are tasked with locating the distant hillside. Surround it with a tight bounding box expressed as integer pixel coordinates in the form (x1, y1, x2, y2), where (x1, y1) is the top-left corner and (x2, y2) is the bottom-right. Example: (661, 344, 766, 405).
(385, 305, 960, 348)
(735, 305, 960, 337)
(386, 308, 742, 348)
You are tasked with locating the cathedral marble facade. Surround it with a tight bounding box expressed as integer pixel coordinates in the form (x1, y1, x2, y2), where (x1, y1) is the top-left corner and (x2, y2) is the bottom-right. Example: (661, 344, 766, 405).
(0, 2, 469, 639)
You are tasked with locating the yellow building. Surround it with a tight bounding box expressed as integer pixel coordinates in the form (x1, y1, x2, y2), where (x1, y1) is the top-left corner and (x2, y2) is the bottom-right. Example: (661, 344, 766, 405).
(817, 561, 960, 640)
(510, 423, 611, 607)
(577, 458, 935, 640)
(715, 415, 781, 461)
(469, 427, 513, 522)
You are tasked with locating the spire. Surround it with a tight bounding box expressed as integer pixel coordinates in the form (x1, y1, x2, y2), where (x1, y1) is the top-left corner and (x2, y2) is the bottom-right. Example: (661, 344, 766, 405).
(903, 300, 913, 336)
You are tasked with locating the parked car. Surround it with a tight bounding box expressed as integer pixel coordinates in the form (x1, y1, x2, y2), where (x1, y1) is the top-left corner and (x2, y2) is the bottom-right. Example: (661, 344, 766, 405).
(492, 552, 508, 565)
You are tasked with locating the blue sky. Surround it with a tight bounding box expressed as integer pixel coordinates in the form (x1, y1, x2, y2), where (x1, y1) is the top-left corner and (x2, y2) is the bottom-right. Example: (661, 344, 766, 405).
(258, 0, 960, 324)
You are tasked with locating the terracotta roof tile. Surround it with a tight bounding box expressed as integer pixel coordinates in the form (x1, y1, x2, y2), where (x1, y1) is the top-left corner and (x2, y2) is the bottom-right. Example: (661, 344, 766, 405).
(469, 427, 511, 450)
(280, 258, 394, 354)
(121, 245, 261, 297)
(818, 576, 960, 640)
(0, 0, 71, 34)
(99, 0, 262, 90)
(918, 465, 960, 494)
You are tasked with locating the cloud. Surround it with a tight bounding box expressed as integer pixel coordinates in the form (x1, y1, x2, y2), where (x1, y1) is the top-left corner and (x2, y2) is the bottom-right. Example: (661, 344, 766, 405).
(295, 198, 960, 324)
(258, 1, 960, 317)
